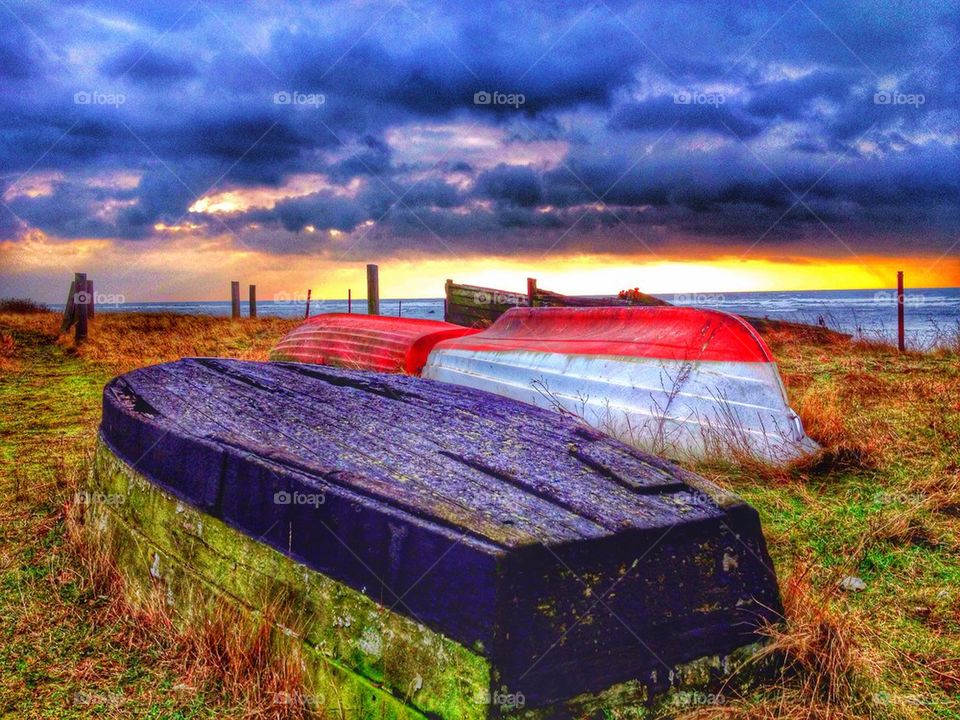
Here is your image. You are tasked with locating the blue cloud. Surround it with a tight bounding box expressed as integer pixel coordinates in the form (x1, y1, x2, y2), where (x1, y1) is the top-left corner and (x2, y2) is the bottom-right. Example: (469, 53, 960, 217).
(0, 0, 956, 258)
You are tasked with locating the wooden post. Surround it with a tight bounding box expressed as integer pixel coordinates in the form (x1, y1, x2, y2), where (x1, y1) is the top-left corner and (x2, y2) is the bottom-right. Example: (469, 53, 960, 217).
(527, 277, 538, 307)
(897, 271, 905, 352)
(398, 300, 402, 317)
(366, 264, 380, 316)
(249, 284, 257, 318)
(348, 289, 352, 314)
(86, 279, 95, 319)
(61, 279, 77, 333)
(445, 279, 452, 322)
(231, 281, 241, 319)
(74, 272, 88, 343)
(305, 289, 312, 319)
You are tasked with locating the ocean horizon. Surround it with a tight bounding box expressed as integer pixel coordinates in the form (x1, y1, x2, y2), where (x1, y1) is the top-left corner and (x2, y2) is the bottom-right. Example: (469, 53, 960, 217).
(46, 286, 960, 350)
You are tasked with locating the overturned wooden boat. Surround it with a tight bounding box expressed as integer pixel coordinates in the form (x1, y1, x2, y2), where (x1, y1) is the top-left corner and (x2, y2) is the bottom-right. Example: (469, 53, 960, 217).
(270, 312, 478, 374)
(92, 358, 782, 717)
(425, 306, 818, 463)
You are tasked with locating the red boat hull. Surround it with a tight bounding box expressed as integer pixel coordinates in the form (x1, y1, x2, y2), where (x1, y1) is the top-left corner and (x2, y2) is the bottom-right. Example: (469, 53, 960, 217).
(439, 306, 775, 362)
(270, 314, 479, 374)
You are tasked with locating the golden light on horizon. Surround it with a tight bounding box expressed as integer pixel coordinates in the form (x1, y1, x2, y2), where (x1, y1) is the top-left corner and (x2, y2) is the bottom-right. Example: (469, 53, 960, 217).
(2, 228, 958, 303)
(363, 254, 960, 301)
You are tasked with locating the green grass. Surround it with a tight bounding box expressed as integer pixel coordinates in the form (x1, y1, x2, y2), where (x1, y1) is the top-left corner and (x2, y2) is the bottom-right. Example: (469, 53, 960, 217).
(0, 315, 297, 719)
(0, 311, 958, 718)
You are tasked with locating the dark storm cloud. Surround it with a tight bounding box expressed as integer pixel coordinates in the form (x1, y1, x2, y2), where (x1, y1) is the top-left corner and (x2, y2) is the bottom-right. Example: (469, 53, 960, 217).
(610, 95, 764, 138)
(0, 0, 957, 255)
(100, 43, 198, 83)
(746, 70, 855, 120)
(475, 165, 543, 207)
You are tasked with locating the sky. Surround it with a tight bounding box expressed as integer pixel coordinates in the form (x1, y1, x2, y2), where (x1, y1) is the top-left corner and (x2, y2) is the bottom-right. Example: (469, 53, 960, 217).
(1, 0, 958, 302)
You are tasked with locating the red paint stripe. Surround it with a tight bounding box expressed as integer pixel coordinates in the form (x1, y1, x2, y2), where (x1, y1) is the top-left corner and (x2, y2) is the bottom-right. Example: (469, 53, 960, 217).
(271, 313, 480, 374)
(433, 307, 774, 363)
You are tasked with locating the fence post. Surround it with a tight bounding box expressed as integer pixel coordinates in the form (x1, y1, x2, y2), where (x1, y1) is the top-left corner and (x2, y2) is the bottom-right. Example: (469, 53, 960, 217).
(86, 279, 95, 319)
(61, 279, 77, 333)
(305, 289, 312, 319)
(527, 277, 538, 307)
(249, 284, 257, 318)
(348, 289, 352, 314)
(367, 264, 380, 316)
(231, 281, 241, 319)
(75, 272, 88, 343)
(897, 271, 905, 352)
(398, 300, 402, 317)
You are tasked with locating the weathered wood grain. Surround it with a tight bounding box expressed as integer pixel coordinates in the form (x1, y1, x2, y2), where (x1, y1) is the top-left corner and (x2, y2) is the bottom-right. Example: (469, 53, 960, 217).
(99, 358, 782, 706)
(444, 280, 667, 327)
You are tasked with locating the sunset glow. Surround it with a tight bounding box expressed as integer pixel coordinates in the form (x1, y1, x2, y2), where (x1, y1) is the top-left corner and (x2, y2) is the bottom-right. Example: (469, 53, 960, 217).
(0, 1, 956, 302)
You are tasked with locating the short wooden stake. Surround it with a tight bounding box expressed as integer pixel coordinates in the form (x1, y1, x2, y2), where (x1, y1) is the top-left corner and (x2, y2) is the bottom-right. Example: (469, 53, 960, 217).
(249, 284, 257, 318)
(348, 289, 352, 314)
(305, 289, 312, 319)
(61, 280, 77, 333)
(366, 264, 380, 316)
(74, 272, 88, 343)
(897, 271, 905, 352)
(231, 281, 241, 319)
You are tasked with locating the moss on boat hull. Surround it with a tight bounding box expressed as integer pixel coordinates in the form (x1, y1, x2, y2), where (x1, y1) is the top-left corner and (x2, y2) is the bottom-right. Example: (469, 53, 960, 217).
(89, 440, 770, 718)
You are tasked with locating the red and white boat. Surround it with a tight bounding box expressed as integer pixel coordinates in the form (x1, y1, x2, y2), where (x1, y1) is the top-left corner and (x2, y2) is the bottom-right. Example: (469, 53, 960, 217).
(270, 313, 477, 375)
(423, 306, 818, 463)
(270, 307, 818, 463)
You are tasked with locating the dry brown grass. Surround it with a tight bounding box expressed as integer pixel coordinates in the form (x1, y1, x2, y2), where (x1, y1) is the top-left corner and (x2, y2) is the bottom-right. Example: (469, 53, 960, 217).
(0, 310, 298, 375)
(0, 297, 53, 313)
(4, 310, 958, 719)
(678, 567, 876, 720)
(64, 468, 311, 719)
(65, 313, 299, 374)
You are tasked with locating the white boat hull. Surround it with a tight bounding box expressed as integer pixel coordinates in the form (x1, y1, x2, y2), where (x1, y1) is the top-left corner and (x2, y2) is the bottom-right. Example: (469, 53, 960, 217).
(424, 349, 818, 463)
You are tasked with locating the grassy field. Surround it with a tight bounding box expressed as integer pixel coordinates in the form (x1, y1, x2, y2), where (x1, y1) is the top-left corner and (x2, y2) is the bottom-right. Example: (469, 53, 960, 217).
(0, 309, 957, 719)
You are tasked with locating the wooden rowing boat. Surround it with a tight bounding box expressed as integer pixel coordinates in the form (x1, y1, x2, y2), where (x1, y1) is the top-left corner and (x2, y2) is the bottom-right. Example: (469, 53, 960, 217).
(94, 358, 783, 716)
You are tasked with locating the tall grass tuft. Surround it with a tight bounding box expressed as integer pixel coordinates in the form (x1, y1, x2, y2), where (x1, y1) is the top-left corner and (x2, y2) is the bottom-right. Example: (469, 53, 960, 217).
(0, 297, 52, 313)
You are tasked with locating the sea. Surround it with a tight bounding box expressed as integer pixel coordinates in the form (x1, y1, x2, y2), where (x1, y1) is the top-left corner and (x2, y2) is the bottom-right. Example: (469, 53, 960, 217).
(54, 287, 960, 350)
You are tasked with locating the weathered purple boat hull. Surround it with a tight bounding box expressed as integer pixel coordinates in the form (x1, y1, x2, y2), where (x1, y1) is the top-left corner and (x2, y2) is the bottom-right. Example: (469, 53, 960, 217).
(100, 358, 782, 706)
